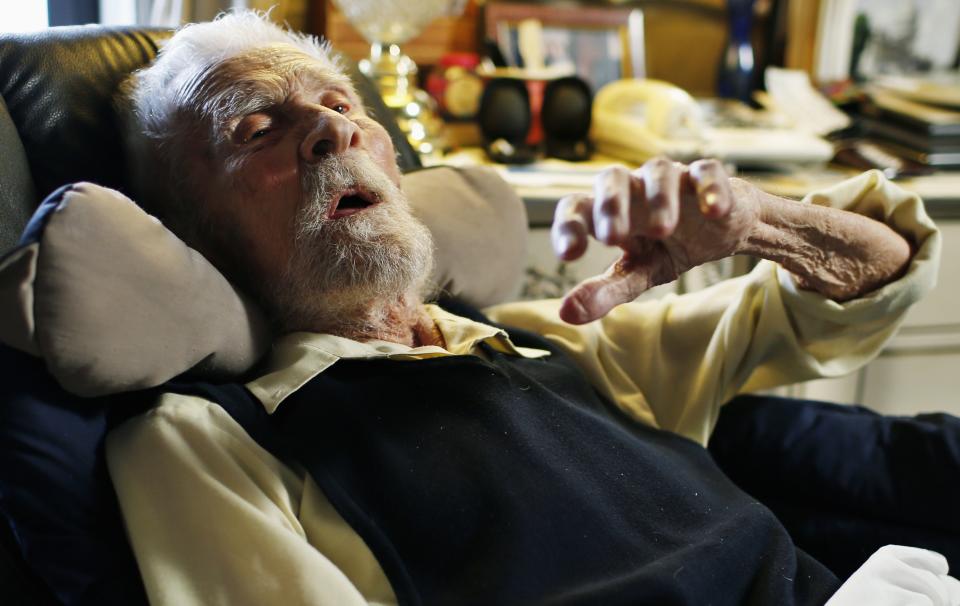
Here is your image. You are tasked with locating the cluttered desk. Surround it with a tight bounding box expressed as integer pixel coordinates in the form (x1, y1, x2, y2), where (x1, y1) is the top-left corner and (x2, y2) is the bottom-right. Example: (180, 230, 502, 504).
(438, 68, 960, 225)
(441, 149, 960, 225)
(418, 17, 960, 412)
(433, 68, 960, 412)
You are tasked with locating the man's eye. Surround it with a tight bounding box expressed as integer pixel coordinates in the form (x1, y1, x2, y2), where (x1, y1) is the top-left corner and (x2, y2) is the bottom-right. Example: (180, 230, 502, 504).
(249, 128, 269, 140)
(333, 103, 350, 114)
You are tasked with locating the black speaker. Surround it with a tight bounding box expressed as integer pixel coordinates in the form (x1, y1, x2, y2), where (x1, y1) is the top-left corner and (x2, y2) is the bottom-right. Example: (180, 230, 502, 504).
(542, 76, 593, 161)
(477, 78, 537, 164)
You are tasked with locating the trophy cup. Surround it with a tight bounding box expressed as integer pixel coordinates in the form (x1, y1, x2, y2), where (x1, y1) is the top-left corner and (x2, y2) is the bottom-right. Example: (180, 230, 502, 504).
(330, 0, 467, 159)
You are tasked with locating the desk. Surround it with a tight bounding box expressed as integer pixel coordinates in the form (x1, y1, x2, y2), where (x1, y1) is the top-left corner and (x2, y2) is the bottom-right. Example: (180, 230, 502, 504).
(437, 148, 960, 413)
(439, 148, 960, 224)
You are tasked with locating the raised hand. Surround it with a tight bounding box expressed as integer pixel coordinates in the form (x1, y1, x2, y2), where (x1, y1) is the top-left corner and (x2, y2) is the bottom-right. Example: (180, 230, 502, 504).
(551, 158, 761, 324)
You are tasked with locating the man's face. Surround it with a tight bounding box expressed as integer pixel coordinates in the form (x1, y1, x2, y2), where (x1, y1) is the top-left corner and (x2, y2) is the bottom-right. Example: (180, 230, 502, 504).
(185, 45, 433, 331)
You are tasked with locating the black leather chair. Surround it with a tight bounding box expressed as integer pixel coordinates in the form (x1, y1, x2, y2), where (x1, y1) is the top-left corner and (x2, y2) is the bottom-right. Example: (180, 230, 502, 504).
(0, 27, 180, 606)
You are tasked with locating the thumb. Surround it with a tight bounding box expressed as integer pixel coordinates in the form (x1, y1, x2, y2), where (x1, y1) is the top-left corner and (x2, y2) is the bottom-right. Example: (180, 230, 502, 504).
(559, 255, 665, 324)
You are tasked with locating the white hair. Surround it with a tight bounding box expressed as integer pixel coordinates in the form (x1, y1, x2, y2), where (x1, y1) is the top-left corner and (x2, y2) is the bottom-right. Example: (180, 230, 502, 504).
(121, 10, 344, 240)
(132, 10, 341, 139)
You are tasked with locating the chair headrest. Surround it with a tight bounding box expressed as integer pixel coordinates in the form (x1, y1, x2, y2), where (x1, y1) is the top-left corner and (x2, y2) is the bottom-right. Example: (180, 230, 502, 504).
(0, 26, 171, 204)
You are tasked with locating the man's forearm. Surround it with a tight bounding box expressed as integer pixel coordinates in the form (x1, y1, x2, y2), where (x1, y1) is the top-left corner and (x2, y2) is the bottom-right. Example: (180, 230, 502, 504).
(736, 181, 913, 301)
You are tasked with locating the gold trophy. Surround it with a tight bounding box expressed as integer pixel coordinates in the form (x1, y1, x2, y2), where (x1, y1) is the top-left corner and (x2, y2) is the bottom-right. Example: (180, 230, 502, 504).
(330, 0, 467, 159)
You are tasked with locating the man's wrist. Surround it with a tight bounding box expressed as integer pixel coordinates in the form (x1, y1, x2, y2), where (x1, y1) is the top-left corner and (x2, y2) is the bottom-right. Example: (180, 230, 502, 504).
(734, 190, 816, 271)
(735, 189, 912, 301)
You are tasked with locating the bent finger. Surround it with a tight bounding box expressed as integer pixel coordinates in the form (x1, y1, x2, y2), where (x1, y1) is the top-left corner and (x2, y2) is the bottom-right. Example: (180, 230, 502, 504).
(552, 193, 594, 261)
(688, 158, 734, 218)
(592, 165, 632, 246)
(637, 157, 681, 238)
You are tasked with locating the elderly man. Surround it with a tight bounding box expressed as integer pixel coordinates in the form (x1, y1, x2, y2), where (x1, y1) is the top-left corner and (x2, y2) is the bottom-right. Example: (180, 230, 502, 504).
(108, 11, 953, 606)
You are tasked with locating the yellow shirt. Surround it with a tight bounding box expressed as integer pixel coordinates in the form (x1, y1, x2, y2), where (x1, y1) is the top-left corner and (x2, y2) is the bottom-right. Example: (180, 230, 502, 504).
(107, 171, 940, 606)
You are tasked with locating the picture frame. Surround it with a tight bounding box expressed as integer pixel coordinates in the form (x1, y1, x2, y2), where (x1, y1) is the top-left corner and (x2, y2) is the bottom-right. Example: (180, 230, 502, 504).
(851, 0, 960, 80)
(483, 2, 645, 92)
(813, 0, 960, 83)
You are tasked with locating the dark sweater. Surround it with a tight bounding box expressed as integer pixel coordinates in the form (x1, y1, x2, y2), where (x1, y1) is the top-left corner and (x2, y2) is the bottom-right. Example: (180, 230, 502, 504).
(174, 324, 838, 606)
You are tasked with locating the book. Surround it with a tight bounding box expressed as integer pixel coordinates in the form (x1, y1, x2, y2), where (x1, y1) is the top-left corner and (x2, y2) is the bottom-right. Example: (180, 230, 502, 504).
(861, 117, 960, 153)
(871, 73, 960, 109)
(863, 89, 960, 137)
(872, 139, 960, 168)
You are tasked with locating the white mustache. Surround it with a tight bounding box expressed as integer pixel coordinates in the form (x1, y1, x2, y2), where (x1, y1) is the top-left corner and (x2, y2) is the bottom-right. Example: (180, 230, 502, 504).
(297, 153, 400, 236)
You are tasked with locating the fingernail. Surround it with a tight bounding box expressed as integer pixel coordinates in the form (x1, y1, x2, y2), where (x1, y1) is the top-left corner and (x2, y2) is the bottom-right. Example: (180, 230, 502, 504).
(704, 192, 718, 208)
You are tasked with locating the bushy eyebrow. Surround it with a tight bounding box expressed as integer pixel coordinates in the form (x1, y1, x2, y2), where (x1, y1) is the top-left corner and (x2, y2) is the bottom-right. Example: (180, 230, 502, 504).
(210, 78, 361, 132)
(221, 83, 285, 122)
(322, 83, 360, 104)
(182, 47, 359, 139)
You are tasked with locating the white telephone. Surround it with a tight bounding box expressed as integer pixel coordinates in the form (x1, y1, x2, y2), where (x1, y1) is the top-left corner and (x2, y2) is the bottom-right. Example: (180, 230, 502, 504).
(591, 79, 834, 167)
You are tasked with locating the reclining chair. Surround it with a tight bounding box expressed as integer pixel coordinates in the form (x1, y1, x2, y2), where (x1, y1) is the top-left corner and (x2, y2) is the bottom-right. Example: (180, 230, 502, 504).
(1, 24, 958, 606)
(0, 24, 521, 605)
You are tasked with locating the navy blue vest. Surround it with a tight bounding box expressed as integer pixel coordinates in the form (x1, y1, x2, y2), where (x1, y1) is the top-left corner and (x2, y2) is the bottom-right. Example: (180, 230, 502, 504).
(171, 323, 839, 606)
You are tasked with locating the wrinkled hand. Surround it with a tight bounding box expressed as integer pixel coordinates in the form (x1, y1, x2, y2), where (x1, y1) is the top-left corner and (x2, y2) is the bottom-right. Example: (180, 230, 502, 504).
(552, 158, 761, 324)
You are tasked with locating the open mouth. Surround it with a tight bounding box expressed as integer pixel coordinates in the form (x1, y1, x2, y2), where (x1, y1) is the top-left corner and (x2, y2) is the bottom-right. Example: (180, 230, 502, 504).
(329, 189, 379, 219)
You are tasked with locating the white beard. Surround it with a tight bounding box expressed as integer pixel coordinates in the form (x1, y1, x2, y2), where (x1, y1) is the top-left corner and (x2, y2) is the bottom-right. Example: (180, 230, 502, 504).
(267, 153, 435, 335)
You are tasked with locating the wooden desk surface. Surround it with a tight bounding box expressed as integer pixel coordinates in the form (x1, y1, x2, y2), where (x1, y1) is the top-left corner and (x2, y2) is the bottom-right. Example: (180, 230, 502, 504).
(438, 148, 960, 225)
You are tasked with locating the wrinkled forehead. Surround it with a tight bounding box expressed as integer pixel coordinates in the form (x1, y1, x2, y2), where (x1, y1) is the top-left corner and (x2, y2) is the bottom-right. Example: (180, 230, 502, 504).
(182, 43, 359, 127)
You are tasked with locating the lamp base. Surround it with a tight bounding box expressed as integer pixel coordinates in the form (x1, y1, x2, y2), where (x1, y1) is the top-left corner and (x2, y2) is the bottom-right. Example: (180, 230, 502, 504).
(360, 42, 447, 159)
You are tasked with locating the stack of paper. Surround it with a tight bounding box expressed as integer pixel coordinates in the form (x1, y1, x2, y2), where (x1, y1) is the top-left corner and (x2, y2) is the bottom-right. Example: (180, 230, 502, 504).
(863, 78, 960, 167)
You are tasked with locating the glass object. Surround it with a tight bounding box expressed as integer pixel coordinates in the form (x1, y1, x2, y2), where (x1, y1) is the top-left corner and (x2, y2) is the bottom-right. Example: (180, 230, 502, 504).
(331, 0, 468, 159)
(717, 0, 756, 102)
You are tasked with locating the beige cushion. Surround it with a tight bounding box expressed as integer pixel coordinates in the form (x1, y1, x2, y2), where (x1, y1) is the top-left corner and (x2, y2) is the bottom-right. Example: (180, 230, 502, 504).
(0, 166, 527, 397)
(407, 166, 527, 305)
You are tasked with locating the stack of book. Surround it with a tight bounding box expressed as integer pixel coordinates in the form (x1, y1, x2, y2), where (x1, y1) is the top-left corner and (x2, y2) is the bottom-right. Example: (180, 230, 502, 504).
(861, 78, 960, 169)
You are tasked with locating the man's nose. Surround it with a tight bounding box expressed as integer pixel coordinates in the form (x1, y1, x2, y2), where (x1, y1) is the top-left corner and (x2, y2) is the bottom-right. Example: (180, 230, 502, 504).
(299, 110, 361, 163)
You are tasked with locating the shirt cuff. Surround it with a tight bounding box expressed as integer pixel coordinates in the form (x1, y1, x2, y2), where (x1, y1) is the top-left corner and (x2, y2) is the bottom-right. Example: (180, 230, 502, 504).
(773, 170, 941, 325)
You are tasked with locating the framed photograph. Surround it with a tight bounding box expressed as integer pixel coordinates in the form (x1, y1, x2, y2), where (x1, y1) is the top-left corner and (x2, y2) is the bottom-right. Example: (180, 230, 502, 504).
(483, 2, 645, 92)
(814, 0, 960, 82)
(852, 0, 960, 79)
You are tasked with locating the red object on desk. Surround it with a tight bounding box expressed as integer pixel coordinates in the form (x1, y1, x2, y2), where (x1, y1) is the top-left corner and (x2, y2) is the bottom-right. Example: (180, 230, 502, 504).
(426, 53, 483, 120)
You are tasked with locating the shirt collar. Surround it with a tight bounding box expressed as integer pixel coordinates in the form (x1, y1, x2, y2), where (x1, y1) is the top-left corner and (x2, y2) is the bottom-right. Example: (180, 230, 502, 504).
(246, 304, 549, 413)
